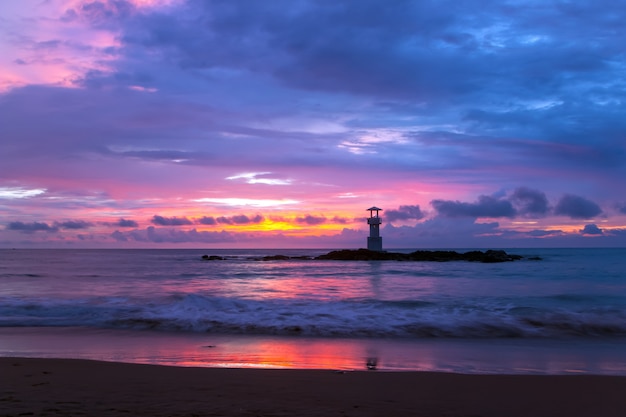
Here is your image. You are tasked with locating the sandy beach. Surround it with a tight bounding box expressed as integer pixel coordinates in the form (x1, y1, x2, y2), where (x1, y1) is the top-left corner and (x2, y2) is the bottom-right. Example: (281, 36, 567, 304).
(3, 357, 626, 417)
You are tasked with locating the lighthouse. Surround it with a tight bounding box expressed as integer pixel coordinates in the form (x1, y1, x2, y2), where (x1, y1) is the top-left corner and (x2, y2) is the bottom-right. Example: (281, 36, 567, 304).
(366, 206, 383, 251)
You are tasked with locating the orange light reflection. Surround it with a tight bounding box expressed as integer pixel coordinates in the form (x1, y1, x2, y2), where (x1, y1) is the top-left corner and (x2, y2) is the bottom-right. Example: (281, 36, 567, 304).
(174, 338, 373, 371)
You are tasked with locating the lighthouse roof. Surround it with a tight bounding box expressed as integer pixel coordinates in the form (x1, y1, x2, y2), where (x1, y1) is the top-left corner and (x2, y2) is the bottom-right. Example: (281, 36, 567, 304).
(367, 206, 382, 211)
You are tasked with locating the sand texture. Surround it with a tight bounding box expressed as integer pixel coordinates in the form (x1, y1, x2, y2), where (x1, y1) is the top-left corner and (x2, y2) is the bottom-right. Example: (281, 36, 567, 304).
(2, 357, 626, 417)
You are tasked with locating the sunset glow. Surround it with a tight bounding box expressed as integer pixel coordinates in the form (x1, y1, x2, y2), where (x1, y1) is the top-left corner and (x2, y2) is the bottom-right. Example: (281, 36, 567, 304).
(1, 0, 625, 248)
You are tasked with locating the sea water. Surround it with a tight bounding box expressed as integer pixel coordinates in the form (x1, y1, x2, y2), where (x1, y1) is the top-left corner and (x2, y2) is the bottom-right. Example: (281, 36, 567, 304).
(1, 248, 625, 374)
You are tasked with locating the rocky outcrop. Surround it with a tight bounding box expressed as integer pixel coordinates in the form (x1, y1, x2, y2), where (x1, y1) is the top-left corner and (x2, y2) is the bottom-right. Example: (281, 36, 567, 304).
(201, 255, 225, 261)
(315, 248, 526, 263)
(201, 249, 533, 263)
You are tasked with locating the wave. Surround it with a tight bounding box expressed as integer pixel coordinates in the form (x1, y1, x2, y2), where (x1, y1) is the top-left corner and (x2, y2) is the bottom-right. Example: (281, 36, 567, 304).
(2, 294, 626, 339)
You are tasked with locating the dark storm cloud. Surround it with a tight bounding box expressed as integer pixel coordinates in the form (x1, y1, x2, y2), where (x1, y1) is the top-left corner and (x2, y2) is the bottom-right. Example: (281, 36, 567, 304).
(295, 215, 327, 225)
(122, 0, 478, 101)
(385, 205, 425, 222)
(509, 187, 549, 217)
(581, 224, 603, 235)
(119, 0, 626, 111)
(6, 221, 58, 233)
(431, 195, 516, 218)
(151, 215, 193, 226)
(554, 194, 603, 219)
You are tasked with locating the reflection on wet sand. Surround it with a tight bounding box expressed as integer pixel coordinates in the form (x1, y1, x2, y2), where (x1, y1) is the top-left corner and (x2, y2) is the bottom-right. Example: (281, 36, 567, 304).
(3, 327, 626, 375)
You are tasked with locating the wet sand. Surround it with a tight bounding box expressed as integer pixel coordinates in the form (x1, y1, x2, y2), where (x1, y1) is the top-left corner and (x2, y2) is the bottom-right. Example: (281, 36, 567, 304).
(3, 357, 626, 417)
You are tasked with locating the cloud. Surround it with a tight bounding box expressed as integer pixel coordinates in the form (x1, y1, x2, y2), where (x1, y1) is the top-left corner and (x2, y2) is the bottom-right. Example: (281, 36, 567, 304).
(226, 172, 291, 185)
(6, 221, 58, 233)
(197, 216, 217, 225)
(581, 224, 603, 235)
(216, 215, 264, 225)
(115, 218, 139, 228)
(380, 217, 503, 247)
(151, 215, 193, 226)
(54, 220, 93, 230)
(509, 187, 549, 217)
(607, 228, 626, 238)
(232, 214, 263, 224)
(295, 215, 327, 225)
(2, 2, 626, 249)
(431, 195, 516, 218)
(111, 226, 238, 243)
(331, 216, 351, 225)
(111, 230, 128, 242)
(385, 205, 425, 222)
(0, 187, 46, 199)
(527, 229, 563, 237)
(554, 194, 603, 219)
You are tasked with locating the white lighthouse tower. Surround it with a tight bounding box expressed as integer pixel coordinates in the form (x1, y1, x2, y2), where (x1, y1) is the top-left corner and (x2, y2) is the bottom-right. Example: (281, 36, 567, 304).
(366, 206, 383, 251)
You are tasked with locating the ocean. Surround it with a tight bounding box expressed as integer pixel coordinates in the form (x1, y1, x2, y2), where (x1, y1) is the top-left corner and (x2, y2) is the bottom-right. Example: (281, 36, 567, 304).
(1, 247, 626, 374)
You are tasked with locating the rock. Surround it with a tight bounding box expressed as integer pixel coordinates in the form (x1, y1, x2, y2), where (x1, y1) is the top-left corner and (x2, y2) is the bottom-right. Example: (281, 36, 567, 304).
(316, 248, 527, 263)
(202, 249, 530, 263)
(256, 255, 314, 261)
(315, 249, 400, 261)
(201, 255, 225, 261)
(260, 255, 292, 261)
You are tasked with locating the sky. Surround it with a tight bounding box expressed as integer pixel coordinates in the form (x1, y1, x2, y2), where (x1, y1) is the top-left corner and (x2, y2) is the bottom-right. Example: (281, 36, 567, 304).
(1, 0, 625, 249)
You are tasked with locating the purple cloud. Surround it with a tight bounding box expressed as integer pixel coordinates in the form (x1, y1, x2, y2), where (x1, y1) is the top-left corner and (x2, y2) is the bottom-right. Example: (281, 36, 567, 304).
(115, 218, 139, 228)
(6, 221, 58, 233)
(554, 194, 603, 219)
(112, 227, 238, 243)
(1, 2, 626, 249)
(295, 215, 327, 225)
(581, 224, 603, 235)
(527, 229, 563, 237)
(111, 230, 128, 242)
(431, 196, 516, 218)
(231, 214, 263, 224)
(509, 187, 549, 217)
(331, 216, 351, 225)
(151, 215, 193, 226)
(197, 216, 217, 225)
(215, 215, 264, 225)
(54, 220, 93, 230)
(385, 205, 425, 222)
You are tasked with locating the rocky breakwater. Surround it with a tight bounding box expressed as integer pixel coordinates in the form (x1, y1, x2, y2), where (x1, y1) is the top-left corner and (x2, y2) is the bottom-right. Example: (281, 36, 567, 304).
(315, 248, 529, 263)
(202, 249, 536, 263)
